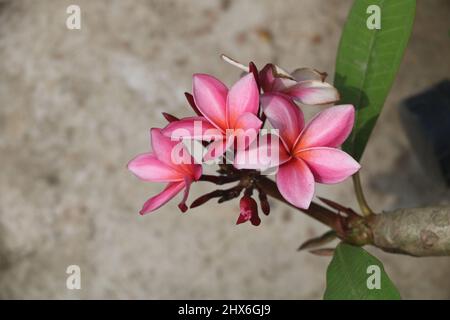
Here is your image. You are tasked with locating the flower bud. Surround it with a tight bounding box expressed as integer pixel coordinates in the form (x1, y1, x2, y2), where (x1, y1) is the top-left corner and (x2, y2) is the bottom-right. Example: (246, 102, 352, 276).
(162, 112, 179, 123)
(237, 195, 260, 226)
(258, 190, 270, 216)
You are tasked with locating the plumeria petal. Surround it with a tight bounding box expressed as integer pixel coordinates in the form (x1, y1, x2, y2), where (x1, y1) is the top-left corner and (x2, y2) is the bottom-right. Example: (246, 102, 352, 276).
(262, 93, 304, 149)
(127, 153, 185, 182)
(276, 157, 315, 209)
(271, 77, 298, 92)
(150, 128, 198, 178)
(234, 133, 290, 170)
(139, 181, 185, 215)
(290, 68, 327, 82)
(259, 64, 275, 92)
(270, 63, 295, 79)
(226, 73, 259, 128)
(295, 104, 355, 150)
(296, 147, 361, 183)
(283, 80, 339, 105)
(248, 62, 260, 92)
(162, 116, 222, 140)
(233, 112, 263, 150)
(150, 128, 180, 167)
(233, 112, 263, 131)
(193, 74, 228, 129)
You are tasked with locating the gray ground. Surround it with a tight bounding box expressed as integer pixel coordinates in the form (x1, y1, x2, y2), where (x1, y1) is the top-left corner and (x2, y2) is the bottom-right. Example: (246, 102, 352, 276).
(0, 0, 449, 299)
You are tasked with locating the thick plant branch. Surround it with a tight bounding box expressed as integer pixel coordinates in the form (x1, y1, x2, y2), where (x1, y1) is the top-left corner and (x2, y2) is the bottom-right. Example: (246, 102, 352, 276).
(256, 176, 450, 257)
(368, 206, 450, 256)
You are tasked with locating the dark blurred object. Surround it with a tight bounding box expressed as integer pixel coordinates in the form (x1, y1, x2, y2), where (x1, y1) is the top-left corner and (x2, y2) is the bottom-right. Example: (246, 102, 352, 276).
(400, 80, 450, 187)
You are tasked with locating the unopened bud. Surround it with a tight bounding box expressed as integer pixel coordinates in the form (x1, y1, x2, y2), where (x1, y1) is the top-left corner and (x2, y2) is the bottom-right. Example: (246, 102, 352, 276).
(237, 195, 260, 226)
(162, 112, 179, 123)
(258, 189, 270, 215)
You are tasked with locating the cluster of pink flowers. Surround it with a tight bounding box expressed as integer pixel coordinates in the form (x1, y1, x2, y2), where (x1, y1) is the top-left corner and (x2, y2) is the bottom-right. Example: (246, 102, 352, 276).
(128, 56, 360, 225)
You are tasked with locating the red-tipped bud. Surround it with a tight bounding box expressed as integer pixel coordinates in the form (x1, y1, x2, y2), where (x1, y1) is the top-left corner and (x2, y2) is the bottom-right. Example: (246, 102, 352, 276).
(178, 202, 188, 213)
(237, 195, 259, 226)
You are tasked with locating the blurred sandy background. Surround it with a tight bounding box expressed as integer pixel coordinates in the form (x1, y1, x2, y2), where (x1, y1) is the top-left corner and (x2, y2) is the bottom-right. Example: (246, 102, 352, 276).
(0, 0, 449, 299)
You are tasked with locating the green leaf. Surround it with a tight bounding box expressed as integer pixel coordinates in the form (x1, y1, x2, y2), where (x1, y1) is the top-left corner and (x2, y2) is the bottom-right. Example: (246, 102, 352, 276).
(324, 243, 401, 300)
(335, 0, 416, 161)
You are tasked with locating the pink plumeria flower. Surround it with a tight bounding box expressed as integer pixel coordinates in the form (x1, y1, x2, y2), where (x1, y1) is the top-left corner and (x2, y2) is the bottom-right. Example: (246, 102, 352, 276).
(127, 128, 202, 214)
(162, 72, 262, 161)
(237, 93, 360, 209)
(220, 55, 339, 106)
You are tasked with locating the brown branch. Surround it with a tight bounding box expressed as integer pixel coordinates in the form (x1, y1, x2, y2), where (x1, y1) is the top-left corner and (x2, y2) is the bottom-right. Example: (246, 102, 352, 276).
(368, 206, 450, 256)
(256, 177, 344, 234)
(257, 176, 450, 257)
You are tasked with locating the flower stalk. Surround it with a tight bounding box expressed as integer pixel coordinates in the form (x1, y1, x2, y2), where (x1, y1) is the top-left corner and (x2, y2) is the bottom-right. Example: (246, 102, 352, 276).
(352, 172, 374, 216)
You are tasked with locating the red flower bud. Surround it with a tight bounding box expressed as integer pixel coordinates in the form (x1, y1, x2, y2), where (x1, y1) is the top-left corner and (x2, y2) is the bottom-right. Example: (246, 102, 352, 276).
(237, 195, 260, 226)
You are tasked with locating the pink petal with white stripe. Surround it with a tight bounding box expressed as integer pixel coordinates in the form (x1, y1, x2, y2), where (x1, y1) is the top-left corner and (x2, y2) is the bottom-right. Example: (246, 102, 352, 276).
(152, 128, 203, 178)
(296, 147, 360, 183)
(127, 153, 184, 182)
(262, 93, 304, 149)
(234, 133, 290, 170)
(150, 128, 180, 167)
(233, 112, 263, 150)
(162, 117, 222, 140)
(276, 157, 315, 209)
(193, 74, 228, 129)
(139, 181, 185, 215)
(233, 112, 263, 131)
(295, 105, 355, 150)
(226, 73, 259, 128)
